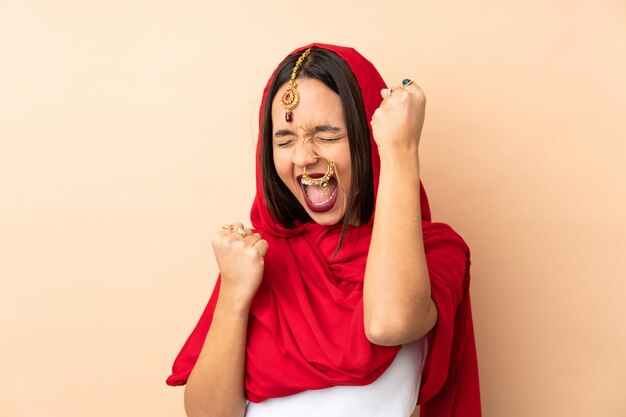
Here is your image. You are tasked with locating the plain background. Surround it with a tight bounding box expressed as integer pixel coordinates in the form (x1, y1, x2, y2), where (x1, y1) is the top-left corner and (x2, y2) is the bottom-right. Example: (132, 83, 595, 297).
(1, 1, 625, 416)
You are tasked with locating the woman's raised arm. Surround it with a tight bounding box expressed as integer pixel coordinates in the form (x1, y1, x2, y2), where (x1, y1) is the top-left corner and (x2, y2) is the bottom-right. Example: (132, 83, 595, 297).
(363, 83, 437, 346)
(184, 223, 268, 417)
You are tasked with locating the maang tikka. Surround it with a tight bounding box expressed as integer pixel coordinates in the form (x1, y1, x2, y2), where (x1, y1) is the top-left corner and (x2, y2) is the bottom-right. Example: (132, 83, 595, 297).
(281, 48, 312, 122)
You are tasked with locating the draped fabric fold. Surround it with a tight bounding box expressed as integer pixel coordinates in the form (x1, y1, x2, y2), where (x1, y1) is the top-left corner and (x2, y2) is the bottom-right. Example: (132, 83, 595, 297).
(166, 43, 481, 417)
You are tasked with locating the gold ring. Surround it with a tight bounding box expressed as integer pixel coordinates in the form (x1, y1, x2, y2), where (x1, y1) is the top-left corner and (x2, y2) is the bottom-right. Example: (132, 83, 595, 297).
(236, 227, 248, 237)
(222, 224, 234, 231)
(302, 156, 335, 188)
(401, 78, 413, 88)
(386, 87, 393, 97)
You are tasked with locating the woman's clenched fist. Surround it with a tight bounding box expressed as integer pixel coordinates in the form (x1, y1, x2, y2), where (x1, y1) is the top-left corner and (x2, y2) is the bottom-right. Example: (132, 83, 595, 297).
(211, 222, 268, 307)
(370, 81, 426, 157)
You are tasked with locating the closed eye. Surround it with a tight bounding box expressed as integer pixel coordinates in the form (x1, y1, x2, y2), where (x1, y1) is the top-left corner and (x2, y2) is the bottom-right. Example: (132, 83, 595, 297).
(276, 139, 296, 148)
(315, 134, 347, 143)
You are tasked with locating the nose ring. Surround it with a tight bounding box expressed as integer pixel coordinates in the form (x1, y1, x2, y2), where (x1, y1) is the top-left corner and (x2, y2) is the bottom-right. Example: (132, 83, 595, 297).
(302, 156, 335, 188)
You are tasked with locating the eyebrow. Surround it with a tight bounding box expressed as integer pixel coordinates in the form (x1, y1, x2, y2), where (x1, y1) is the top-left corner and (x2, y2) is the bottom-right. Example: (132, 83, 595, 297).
(274, 125, 343, 138)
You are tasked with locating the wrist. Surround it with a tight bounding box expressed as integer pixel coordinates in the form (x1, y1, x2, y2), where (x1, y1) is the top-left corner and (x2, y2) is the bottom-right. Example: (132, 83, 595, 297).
(379, 143, 419, 164)
(379, 150, 421, 179)
(217, 284, 254, 316)
(377, 137, 420, 161)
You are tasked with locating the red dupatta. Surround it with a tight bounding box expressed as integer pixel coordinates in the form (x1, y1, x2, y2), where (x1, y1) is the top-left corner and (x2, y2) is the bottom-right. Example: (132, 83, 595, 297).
(167, 43, 481, 417)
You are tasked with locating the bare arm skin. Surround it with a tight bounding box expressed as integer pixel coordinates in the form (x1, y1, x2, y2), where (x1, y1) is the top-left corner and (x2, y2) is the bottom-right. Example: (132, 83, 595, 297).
(184, 292, 249, 417)
(184, 223, 268, 417)
(364, 84, 437, 346)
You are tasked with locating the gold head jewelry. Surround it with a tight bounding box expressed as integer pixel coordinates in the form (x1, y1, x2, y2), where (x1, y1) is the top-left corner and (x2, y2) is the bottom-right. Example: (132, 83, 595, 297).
(302, 156, 335, 188)
(281, 48, 312, 122)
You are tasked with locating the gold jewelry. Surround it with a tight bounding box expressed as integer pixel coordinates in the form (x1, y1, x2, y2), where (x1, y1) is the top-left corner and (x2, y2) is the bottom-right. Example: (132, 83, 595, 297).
(281, 48, 312, 122)
(386, 87, 394, 97)
(401, 78, 413, 88)
(302, 156, 335, 188)
(236, 227, 248, 237)
(222, 224, 234, 231)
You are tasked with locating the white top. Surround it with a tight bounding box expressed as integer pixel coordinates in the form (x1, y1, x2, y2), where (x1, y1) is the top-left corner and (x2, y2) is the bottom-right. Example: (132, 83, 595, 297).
(245, 338, 428, 417)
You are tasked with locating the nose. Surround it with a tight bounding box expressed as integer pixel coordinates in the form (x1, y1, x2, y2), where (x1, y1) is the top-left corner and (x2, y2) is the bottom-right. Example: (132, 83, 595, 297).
(291, 138, 319, 170)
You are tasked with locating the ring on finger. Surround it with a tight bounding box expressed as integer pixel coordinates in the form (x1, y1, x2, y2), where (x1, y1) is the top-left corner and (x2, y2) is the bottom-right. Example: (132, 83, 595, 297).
(236, 227, 248, 237)
(222, 224, 234, 231)
(386, 87, 394, 97)
(401, 78, 413, 88)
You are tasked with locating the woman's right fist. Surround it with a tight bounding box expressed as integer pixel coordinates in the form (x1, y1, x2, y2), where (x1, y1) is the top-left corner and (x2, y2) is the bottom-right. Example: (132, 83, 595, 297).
(211, 222, 269, 306)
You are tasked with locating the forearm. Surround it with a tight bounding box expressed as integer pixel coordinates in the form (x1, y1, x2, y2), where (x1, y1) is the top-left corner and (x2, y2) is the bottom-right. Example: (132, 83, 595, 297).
(184, 288, 249, 417)
(363, 150, 435, 345)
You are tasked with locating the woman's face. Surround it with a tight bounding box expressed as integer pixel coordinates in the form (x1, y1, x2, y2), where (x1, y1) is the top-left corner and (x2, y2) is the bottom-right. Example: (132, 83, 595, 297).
(271, 78, 352, 226)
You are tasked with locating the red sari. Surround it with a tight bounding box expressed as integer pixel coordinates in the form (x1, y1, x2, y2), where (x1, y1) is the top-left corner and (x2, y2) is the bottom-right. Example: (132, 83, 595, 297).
(167, 43, 481, 417)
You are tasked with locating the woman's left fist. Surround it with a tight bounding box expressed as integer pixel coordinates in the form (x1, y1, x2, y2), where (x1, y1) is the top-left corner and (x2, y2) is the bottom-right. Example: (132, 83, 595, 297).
(370, 81, 426, 156)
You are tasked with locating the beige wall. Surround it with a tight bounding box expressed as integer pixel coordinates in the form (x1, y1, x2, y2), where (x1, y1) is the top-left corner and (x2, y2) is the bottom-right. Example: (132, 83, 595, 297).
(1, 1, 625, 416)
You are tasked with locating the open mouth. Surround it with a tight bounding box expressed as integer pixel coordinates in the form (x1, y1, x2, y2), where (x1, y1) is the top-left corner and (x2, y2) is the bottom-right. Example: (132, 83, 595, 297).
(298, 173, 338, 213)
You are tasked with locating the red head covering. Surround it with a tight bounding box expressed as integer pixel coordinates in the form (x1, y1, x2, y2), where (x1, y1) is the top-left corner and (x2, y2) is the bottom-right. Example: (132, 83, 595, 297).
(167, 43, 481, 416)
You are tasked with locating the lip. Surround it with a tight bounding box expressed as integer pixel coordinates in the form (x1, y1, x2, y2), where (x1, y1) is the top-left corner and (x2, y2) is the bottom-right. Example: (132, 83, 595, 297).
(296, 173, 338, 213)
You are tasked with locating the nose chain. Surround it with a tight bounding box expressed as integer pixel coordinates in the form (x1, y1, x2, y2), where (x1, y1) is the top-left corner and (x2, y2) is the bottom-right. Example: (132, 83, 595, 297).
(302, 156, 335, 188)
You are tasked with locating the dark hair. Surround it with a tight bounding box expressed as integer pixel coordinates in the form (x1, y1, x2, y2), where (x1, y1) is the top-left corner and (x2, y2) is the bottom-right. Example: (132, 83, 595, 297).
(261, 47, 374, 252)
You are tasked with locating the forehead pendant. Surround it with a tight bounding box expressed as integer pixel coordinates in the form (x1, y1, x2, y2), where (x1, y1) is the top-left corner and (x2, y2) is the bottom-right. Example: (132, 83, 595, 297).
(281, 48, 312, 122)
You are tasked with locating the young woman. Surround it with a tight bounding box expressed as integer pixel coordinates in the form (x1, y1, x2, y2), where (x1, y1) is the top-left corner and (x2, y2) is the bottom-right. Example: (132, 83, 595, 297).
(167, 43, 481, 417)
